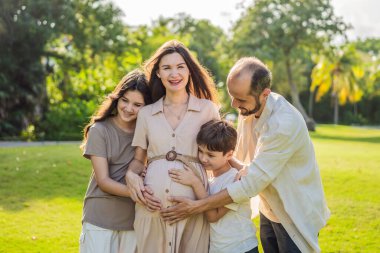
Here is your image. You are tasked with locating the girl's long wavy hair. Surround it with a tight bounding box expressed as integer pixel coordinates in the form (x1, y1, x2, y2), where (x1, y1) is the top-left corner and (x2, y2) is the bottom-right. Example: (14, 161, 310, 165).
(143, 40, 218, 103)
(80, 69, 152, 150)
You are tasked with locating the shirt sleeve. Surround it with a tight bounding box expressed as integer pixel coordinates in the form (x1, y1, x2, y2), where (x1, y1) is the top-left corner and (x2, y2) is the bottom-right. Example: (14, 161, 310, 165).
(223, 171, 239, 211)
(132, 109, 148, 150)
(212, 102, 221, 120)
(83, 126, 107, 159)
(227, 131, 294, 203)
(225, 202, 239, 211)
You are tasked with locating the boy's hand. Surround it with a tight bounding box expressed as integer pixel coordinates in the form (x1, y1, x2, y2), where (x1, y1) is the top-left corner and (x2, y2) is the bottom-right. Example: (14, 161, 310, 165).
(169, 164, 199, 187)
(229, 156, 245, 171)
(234, 166, 248, 181)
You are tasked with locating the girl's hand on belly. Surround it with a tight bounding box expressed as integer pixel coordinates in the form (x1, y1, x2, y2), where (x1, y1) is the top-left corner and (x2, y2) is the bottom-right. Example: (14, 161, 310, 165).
(125, 169, 146, 205)
(143, 185, 162, 211)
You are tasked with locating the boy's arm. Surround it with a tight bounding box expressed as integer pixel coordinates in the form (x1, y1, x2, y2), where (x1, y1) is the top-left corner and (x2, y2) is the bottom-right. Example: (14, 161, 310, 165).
(205, 205, 230, 223)
(189, 178, 208, 199)
(192, 179, 230, 222)
(169, 168, 230, 223)
(169, 165, 208, 200)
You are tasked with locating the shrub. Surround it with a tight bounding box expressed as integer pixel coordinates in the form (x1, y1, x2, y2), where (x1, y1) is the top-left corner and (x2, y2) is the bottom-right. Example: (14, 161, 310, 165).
(37, 99, 97, 140)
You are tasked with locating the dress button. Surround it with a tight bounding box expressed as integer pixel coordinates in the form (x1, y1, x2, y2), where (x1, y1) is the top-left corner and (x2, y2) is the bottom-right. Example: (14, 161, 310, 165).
(169, 242, 171, 246)
(172, 133, 175, 137)
(165, 189, 169, 193)
(172, 146, 175, 150)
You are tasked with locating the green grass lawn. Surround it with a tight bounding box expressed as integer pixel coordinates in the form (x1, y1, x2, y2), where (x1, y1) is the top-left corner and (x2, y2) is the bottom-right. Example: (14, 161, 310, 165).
(310, 125, 380, 252)
(1, 124, 379, 252)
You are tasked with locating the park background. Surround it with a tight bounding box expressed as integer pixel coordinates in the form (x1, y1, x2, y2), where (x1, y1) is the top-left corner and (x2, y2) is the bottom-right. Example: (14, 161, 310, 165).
(0, 0, 379, 252)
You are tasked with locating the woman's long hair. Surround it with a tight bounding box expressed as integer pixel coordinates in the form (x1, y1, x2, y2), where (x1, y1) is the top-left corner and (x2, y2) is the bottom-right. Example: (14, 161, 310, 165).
(80, 69, 152, 150)
(143, 40, 218, 103)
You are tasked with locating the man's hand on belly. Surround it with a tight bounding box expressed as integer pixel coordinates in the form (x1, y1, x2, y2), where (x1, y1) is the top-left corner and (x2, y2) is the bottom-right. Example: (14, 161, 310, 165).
(160, 196, 203, 224)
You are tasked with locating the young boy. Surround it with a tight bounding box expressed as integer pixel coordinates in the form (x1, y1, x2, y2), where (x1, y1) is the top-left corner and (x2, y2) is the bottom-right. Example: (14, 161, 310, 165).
(169, 119, 258, 253)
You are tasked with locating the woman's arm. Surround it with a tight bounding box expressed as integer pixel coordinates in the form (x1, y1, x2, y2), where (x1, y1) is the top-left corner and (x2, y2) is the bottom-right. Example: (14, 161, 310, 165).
(91, 156, 130, 197)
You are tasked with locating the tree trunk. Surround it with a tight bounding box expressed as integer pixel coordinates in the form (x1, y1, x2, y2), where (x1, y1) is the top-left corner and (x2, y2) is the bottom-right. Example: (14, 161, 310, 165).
(285, 57, 316, 131)
(333, 94, 339, 124)
(308, 89, 315, 117)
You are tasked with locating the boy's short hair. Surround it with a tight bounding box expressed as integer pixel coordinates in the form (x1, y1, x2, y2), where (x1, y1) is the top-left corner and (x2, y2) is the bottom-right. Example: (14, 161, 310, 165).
(196, 119, 237, 155)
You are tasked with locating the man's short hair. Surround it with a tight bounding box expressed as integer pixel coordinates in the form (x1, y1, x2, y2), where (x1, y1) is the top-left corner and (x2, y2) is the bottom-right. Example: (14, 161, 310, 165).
(229, 57, 272, 94)
(196, 119, 237, 155)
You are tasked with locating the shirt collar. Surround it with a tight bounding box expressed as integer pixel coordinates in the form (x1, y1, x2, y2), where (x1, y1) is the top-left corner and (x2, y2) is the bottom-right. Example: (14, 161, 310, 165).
(151, 97, 164, 115)
(254, 92, 275, 133)
(151, 93, 201, 116)
(187, 94, 201, 112)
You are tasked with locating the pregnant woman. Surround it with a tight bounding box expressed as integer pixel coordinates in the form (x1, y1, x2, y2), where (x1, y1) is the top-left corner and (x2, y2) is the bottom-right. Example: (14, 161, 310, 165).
(126, 40, 220, 253)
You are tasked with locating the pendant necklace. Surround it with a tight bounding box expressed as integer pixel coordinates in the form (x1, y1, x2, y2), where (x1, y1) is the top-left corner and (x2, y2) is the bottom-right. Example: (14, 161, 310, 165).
(164, 96, 189, 121)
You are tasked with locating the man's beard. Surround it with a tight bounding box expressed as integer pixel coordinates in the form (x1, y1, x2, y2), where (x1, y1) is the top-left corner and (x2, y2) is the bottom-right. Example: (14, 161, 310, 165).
(239, 94, 261, 116)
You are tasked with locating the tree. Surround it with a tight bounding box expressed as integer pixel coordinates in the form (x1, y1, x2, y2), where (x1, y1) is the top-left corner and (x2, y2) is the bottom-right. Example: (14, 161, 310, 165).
(230, 0, 348, 130)
(311, 44, 365, 124)
(39, 0, 140, 140)
(0, 0, 132, 138)
(354, 38, 380, 95)
(0, 0, 69, 137)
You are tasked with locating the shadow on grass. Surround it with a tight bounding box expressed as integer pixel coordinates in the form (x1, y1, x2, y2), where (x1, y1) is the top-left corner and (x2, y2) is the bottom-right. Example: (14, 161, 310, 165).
(0, 145, 91, 211)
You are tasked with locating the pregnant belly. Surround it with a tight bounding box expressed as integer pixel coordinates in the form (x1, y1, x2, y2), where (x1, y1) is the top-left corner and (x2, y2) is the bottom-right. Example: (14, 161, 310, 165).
(144, 160, 197, 203)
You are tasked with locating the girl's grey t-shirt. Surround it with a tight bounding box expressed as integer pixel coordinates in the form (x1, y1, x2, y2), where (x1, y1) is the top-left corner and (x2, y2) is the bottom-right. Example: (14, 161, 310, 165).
(82, 118, 135, 230)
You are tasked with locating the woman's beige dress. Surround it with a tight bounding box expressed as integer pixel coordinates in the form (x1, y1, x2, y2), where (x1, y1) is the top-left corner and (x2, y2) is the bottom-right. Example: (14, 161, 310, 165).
(132, 94, 220, 253)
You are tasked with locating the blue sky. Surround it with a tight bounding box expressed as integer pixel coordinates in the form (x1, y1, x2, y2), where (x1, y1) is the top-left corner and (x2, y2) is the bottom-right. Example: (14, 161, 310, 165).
(111, 0, 380, 40)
